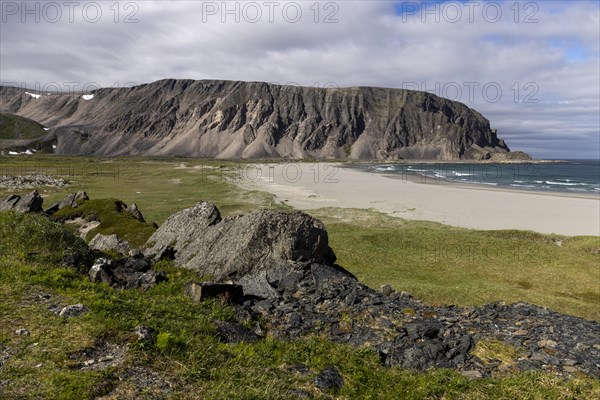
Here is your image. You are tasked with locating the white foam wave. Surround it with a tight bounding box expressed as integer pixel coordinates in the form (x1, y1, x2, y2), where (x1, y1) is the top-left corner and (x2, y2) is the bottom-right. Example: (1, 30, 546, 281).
(545, 181, 588, 186)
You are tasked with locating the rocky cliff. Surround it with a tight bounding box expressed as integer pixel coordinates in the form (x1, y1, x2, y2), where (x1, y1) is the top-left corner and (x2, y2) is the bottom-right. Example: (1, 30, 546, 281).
(0, 79, 526, 160)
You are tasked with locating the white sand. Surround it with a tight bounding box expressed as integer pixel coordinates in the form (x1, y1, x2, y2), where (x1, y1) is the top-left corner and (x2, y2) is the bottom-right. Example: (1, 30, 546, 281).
(237, 163, 600, 236)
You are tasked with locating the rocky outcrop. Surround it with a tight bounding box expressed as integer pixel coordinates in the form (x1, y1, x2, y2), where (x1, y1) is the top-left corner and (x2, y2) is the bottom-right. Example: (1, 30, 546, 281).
(0, 80, 526, 160)
(88, 256, 167, 291)
(145, 202, 335, 279)
(490, 151, 533, 162)
(44, 191, 88, 215)
(127, 203, 145, 223)
(233, 258, 600, 377)
(146, 201, 599, 377)
(0, 173, 68, 190)
(89, 234, 131, 255)
(0, 190, 43, 213)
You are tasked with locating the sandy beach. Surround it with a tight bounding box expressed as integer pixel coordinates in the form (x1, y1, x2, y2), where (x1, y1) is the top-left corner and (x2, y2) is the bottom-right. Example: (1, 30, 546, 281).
(236, 163, 600, 236)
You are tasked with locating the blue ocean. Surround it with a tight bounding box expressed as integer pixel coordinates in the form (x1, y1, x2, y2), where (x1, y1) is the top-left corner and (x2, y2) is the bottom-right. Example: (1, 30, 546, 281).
(348, 160, 600, 194)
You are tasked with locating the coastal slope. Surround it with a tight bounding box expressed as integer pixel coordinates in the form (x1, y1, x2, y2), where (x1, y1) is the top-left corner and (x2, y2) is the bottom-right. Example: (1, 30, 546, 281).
(0, 80, 527, 160)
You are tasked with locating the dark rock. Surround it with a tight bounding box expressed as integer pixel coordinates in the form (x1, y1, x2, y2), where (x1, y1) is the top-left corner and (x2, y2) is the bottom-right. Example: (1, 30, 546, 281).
(89, 259, 115, 284)
(380, 284, 394, 296)
(131, 270, 167, 291)
(311, 263, 354, 288)
(88, 256, 166, 291)
(184, 282, 243, 304)
(15, 329, 30, 336)
(145, 202, 336, 279)
(128, 248, 143, 258)
(61, 251, 87, 271)
(153, 245, 176, 261)
(135, 326, 156, 343)
(214, 320, 262, 343)
(314, 366, 344, 393)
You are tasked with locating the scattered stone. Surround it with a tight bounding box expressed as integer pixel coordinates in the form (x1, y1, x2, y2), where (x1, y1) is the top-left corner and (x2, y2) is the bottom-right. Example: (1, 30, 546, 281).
(70, 342, 127, 371)
(135, 326, 156, 343)
(461, 370, 483, 379)
(129, 248, 142, 258)
(89, 233, 131, 255)
(89, 258, 115, 284)
(184, 282, 243, 304)
(287, 389, 313, 399)
(380, 284, 394, 296)
(59, 304, 89, 317)
(15, 329, 30, 336)
(314, 366, 344, 393)
(88, 256, 167, 291)
(44, 191, 89, 215)
(0, 190, 43, 213)
(128, 202, 145, 222)
(538, 339, 558, 348)
(47, 304, 62, 314)
(0, 173, 68, 190)
(214, 320, 263, 343)
(16, 190, 44, 213)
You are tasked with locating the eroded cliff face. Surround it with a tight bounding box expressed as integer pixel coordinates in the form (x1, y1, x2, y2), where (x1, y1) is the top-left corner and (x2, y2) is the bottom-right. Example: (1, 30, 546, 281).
(0, 79, 519, 160)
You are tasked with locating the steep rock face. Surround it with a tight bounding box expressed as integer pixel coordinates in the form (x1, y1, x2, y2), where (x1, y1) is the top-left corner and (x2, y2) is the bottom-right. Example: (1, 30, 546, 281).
(0, 79, 521, 160)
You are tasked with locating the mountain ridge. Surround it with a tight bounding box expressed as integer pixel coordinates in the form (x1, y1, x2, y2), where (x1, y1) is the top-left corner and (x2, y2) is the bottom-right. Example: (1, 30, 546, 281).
(0, 79, 529, 160)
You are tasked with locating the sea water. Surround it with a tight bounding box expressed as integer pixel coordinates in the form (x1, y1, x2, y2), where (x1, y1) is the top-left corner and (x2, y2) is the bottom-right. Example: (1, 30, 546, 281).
(348, 160, 600, 194)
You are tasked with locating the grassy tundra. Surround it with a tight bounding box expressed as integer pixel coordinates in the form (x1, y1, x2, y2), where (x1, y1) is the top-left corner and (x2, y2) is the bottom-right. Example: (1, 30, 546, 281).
(0, 155, 598, 399)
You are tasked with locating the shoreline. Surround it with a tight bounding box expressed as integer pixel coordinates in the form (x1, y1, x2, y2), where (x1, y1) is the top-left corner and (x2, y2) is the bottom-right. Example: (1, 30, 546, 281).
(237, 163, 600, 236)
(377, 172, 600, 200)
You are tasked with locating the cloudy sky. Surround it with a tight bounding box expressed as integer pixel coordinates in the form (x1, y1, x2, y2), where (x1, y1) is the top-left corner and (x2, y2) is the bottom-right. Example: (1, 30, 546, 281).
(1, 0, 598, 159)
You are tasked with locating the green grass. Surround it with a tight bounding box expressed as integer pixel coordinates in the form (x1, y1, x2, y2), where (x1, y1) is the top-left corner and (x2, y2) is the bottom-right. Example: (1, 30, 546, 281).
(51, 198, 157, 248)
(0, 211, 92, 265)
(0, 245, 598, 398)
(0, 155, 599, 398)
(0, 113, 46, 140)
(0, 156, 289, 224)
(311, 208, 600, 321)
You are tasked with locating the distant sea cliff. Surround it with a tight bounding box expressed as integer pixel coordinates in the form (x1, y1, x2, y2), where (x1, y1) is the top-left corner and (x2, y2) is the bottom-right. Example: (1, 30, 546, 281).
(0, 79, 531, 161)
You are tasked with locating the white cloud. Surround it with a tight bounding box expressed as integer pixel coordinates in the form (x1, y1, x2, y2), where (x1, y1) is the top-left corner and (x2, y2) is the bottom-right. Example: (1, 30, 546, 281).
(0, 0, 598, 158)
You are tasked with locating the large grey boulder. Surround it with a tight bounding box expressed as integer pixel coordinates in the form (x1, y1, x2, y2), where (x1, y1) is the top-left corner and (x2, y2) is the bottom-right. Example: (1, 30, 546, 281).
(145, 202, 336, 279)
(0, 190, 43, 212)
